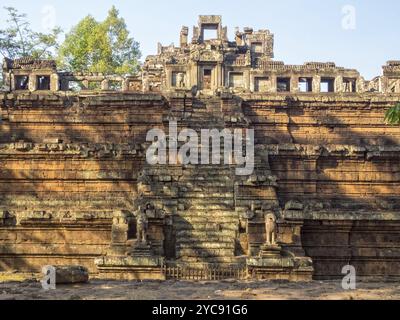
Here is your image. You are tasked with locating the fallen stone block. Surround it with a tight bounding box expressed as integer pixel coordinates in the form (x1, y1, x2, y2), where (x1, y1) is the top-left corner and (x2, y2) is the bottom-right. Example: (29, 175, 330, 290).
(55, 266, 89, 284)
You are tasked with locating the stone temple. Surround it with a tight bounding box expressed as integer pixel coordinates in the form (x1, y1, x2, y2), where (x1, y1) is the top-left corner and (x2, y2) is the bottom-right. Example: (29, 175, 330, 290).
(1, 15, 400, 281)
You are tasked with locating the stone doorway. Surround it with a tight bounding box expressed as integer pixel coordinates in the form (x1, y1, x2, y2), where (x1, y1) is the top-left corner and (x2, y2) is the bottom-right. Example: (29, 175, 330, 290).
(200, 67, 213, 90)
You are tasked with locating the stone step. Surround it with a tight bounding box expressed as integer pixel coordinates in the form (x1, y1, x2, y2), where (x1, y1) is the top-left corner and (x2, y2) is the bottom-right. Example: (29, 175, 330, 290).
(176, 210, 237, 218)
(185, 112, 222, 117)
(184, 119, 224, 125)
(174, 223, 238, 232)
(175, 258, 244, 265)
(175, 232, 236, 241)
(184, 177, 234, 182)
(178, 213, 238, 220)
(180, 172, 233, 177)
(180, 173, 233, 178)
(179, 116, 224, 121)
(177, 192, 234, 199)
(178, 179, 234, 185)
(171, 260, 246, 269)
(181, 164, 233, 169)
(176, 249, 235, 261)
(185, 204, 235, 211)
(181, 169, 233, 175)
(180, 199, 235, 206)
(174, 216, 238, 224)
(179, 184, 234, 191)
(176, 256, 239, 263)
(176, 242, 235, 250)
(177, 248, 235, 258)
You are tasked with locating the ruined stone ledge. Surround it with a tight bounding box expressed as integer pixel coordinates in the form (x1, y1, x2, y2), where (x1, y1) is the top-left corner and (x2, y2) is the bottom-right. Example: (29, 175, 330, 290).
(0, 142, 146, 159)
(247, 257, 295, 268)
(0, 244, 107, 255)
(247, 267, 314, 282)
(246, 255, 314, 282)
(0, 92, 165, 103)
(95, 256, 164, 267)
(1, 91, 399, 109)
(15, 220, 112, 228)
(284, 209, 400, 221)
(94, 256, 166, 280)
(261, 144, 400, 159)
(0, 142, 399, 160)
(1, 210, 115, 226)
(242, 93, 400, 105)
(94, 266, 166, 281)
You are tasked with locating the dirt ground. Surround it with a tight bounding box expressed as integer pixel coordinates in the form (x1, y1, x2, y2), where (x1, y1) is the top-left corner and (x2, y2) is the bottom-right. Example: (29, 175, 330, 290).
(1, 274, 400, 300)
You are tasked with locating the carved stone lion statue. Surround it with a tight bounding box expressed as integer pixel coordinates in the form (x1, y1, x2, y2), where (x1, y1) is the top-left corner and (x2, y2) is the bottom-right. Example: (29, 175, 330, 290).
(136, 205, 149, 244)
(264, 213, 277, 246)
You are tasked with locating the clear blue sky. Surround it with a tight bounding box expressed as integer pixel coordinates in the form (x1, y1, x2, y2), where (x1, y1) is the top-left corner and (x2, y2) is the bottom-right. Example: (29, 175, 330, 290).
(1, 0, 399, 79)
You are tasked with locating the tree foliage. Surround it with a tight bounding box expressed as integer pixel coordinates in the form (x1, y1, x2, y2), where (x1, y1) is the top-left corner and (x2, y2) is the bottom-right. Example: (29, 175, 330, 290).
(0, 6, 61, 60)
(58, 6, 141, 75)
(385, 103, 400, 125)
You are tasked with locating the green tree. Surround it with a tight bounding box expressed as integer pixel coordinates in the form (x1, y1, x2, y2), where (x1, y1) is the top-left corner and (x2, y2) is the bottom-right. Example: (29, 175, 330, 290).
(58, 6, 141, 75)
(0, 7, 61, 59)
(385, 103, 400, 125)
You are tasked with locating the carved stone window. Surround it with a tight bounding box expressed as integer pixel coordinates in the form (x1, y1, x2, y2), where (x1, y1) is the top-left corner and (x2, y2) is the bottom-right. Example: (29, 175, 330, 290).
(201, 68, 213, 90)
(15, 75, 29, 90)
(203, 29, 218, 41)
(171, 72, 178, 87)
(229, 72, 244, 88)
(320, 77, 335, 93)
(37, 76, 50, 90)
(109, 80, 122, 91)
(88, 81, 101, 90)
(277, 77, 290, 92)
(201, 23, 219, 41)
(172, 72, 186, 88)
(387, 79, 400, 93)
(254, 77, 269, 92)
(343, 78, 356, 93)
(68, 81, 84, 91)
(251, 42, 263, 54)
(299, 77, 313, 92)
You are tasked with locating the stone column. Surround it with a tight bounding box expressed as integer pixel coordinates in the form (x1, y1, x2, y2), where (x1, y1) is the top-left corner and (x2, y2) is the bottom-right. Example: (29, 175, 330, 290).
(29, 74, 37, 92)
(82, 80, 89, 90)
(50, 73, 59, 91)
(269, 75, 277, 93)
(335, 76, 343, 93)
(180, 26, 188, 47)
(244, 69, 251, 91)
(250, 74, 255, 92)
(165, 69, 172, 89)
(101, 79, 109, 91)
(291, 77, 299, 93)
(122, 79, 129, 92)
(218, 63, 224, 88)
(356, 77, 365, 93)
(10, 74, 16, 91)
(312, 75, 321, 93)
(192, 63, 198, 89)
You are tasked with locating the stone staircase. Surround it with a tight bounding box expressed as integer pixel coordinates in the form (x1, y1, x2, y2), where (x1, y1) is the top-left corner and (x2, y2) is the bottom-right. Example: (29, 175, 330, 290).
(170, 97, 243, 267)
(174, 165, 239, 266)
(135, 96, 251, 268)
